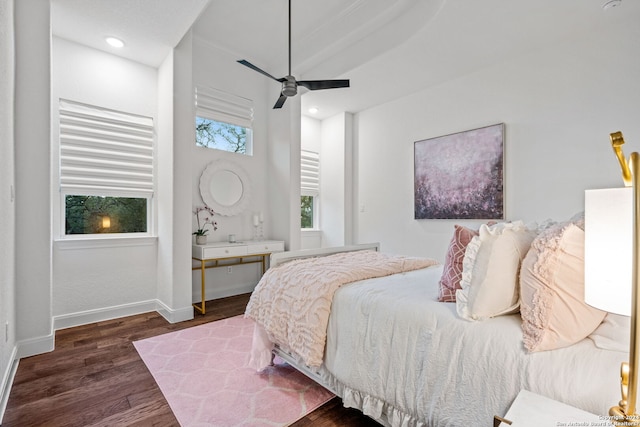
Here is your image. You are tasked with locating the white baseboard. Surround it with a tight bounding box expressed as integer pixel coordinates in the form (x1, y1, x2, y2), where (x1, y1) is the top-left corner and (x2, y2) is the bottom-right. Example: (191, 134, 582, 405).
(0, 346, 18, 425)
(53, 299, 196, 331)
(53, 300, 158, 331)
(199, 282, 256, 303)
(16, 334, 55, 359)
(156, 300, 194, 324)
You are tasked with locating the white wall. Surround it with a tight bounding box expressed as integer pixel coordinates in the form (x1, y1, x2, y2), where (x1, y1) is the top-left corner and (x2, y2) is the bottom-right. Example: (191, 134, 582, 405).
(301, 116, 322, 249)
(51, 37, 160, 328)
(163, 31, 197, 320)
(354, 18, 640, 261)
(156, 48, 176, 310)
(268, 91, 302, 251)
(301, 113, 356, 249)
(302, 116, 321, 152)
(14, 0, 53, 358)
(320, 112, 356, 247)
(319, 114, 345, 247)
(190, 38, 279, 299)
(0, 0, 17, 420)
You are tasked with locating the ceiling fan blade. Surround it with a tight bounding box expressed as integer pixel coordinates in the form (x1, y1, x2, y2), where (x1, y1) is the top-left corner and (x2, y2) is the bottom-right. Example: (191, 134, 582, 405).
(237, 59, 285, 83)
(273, 94, 287, 109)
(297, 79, 350, 91)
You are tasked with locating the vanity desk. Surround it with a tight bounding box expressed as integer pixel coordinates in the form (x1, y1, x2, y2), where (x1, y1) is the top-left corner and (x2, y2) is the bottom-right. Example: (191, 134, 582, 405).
(192, 240, 284, 314)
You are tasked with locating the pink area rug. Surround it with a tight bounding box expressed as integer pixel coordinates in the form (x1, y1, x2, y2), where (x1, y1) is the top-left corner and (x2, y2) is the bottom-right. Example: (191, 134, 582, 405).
(133, 315, 334, 426)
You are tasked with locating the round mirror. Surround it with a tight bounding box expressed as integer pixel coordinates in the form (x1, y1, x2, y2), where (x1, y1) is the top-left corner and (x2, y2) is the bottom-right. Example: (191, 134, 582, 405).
(210, 170, 243, 206)
(199, 160, 251, 216)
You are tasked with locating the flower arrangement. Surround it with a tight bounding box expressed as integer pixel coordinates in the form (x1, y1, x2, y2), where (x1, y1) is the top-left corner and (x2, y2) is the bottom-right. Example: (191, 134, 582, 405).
(193, 205, 218, 236)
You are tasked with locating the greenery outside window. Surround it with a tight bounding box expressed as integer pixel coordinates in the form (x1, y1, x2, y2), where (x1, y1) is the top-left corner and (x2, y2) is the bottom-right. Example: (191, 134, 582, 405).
(65, 195, 148, 235)
(196, 117, 251, 154)
(301, 195, 316, 229)
(195, 86, 254, 155)
(301, 150, 320, 229)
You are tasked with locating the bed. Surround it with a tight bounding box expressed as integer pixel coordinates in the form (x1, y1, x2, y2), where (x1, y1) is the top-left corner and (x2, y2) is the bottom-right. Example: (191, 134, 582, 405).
(244, 221, 627, 427)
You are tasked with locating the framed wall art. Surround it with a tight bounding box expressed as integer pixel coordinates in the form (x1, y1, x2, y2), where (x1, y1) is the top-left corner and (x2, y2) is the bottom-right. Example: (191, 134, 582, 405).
(414, 123, 504, 220)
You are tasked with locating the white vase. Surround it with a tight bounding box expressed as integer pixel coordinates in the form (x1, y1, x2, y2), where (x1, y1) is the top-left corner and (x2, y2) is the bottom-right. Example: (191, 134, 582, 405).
(195, 235, 207, 245)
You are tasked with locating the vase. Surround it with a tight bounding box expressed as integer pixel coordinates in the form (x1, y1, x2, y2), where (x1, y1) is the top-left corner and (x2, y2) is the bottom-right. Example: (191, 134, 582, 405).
(195, 235, 207, 245)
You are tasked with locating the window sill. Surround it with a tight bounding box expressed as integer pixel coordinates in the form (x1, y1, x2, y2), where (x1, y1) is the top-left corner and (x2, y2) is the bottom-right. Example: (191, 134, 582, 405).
(54, 235, 157, 250)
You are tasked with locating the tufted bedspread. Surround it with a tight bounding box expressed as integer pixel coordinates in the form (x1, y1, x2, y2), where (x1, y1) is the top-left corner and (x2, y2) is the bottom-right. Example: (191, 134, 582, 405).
(245, 250, 437, 368)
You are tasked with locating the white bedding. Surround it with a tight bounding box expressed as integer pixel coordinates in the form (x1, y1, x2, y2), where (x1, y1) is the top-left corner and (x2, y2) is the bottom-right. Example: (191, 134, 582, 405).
(245, 250, 436, 368)
(316, 265, 625, 426)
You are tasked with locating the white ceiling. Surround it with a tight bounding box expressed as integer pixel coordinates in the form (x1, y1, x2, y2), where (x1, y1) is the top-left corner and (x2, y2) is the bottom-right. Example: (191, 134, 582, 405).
(51, 0, 211, 66)
(51, 0, 639, 120)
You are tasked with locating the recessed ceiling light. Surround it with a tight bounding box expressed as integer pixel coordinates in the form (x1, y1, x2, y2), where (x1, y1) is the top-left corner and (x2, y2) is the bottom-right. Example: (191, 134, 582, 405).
(105, 37, 125, 48)
(308, 107, 319, 114)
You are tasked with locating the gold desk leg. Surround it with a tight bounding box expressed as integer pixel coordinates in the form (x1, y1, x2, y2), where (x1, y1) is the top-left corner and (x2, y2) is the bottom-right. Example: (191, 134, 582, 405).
(193, 259, 206, 315)
(493, 416, 512, 427)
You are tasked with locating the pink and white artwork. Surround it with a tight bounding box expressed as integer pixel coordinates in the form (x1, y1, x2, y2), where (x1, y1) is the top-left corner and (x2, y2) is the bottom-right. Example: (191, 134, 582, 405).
(414, 123, 504, 219)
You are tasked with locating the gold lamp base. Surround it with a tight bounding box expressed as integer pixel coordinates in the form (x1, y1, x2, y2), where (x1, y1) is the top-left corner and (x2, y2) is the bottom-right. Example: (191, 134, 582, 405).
(607, 134, 640, 426)
(611, 362, 640, 426)
(609, 406, 640, 426)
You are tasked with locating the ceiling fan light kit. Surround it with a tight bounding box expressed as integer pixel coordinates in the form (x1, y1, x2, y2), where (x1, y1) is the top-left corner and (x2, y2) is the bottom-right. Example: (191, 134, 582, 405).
(237, 0, 350, 109)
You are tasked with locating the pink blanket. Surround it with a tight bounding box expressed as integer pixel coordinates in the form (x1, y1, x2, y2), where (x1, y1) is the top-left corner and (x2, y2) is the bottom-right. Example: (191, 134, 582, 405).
(245, 250, 438, 368)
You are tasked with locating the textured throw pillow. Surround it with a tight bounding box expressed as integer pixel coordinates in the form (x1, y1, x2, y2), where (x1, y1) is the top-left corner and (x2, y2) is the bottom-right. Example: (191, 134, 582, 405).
(520, 222, 607, 352)
(438, 225, 479, 302)
(456, 221, 537, 320)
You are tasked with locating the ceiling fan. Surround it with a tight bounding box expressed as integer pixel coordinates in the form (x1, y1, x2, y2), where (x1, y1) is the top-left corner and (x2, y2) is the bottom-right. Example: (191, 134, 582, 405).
(237, 0, 350, 109)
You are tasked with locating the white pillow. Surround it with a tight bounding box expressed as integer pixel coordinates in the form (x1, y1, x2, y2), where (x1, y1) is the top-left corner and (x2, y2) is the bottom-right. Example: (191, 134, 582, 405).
(456, 221, 537, 321)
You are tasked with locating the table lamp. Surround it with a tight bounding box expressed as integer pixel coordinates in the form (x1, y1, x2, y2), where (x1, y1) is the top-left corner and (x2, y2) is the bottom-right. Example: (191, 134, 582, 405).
(585, 131, 640, 425)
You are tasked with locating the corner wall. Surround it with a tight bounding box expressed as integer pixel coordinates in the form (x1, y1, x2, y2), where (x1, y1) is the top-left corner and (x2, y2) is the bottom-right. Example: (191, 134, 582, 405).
(51, 37, 161, 327)
(0, 0, 17, 421)
(14, 0, 53, 358)
(320, 112, 354, 247)
(191, 38, 281, 299)
(162, 31, 196, 320)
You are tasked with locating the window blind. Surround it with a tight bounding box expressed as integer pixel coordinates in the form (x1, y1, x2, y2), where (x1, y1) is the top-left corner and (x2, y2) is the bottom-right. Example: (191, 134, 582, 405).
(59, 99, 154, 196)
(301, 150, 320, 196)
(195, 86, 254, 129)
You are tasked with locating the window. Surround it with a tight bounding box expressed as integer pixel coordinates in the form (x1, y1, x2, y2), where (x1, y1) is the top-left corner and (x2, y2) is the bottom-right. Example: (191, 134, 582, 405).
(59, 99, 154, 237)
(65, 195, 147, 234)
(301, 195, 315, 228)
(301, 150, 319, 229)
(195, 87, 253, 155)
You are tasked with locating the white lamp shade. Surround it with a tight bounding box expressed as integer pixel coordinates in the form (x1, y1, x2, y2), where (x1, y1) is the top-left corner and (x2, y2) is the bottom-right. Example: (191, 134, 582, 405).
(585, 187, 632, 316)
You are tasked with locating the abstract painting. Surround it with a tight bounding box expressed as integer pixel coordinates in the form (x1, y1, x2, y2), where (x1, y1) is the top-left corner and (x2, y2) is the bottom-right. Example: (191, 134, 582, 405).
(414, 123, 504, 219)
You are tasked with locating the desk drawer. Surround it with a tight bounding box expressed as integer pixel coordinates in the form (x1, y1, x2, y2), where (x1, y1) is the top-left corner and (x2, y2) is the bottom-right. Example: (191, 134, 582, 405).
(201, 245, 248, 259)
(247, 241, 284, 254)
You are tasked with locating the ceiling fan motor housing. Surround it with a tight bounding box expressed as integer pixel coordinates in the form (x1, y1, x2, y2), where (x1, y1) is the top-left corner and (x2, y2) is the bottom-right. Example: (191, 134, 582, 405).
(282, 76, 297, 96)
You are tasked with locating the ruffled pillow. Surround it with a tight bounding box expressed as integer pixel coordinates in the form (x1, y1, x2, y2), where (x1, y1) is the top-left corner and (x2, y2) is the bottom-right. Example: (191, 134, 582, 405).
(438, 225, 479, 302)
(520, 222, 606, 352)
(456, 221, 537, 320)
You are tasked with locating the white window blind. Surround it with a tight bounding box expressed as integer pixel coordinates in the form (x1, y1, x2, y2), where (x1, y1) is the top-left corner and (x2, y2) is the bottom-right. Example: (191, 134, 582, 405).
(59, 99, 154, 196)
(195, 86, 254, 129)
(301, 150, 320, 196)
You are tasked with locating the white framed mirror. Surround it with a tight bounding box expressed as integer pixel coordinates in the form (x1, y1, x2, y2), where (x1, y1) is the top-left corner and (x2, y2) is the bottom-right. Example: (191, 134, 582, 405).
(199, 160, 251, 216)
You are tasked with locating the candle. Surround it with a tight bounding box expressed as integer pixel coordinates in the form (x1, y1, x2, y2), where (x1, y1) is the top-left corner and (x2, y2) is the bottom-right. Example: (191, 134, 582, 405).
(259, 211, 264, 223)
(253, 214, 259, 226)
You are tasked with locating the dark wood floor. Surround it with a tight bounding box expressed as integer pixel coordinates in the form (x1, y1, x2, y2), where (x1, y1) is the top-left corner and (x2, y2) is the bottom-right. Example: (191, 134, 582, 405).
(2, 294, 379, 427)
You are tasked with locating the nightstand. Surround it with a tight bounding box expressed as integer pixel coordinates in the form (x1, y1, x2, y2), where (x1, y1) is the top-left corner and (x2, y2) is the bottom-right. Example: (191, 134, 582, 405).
(494, 390, 613, 426)
(192, 240, 284, 314)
